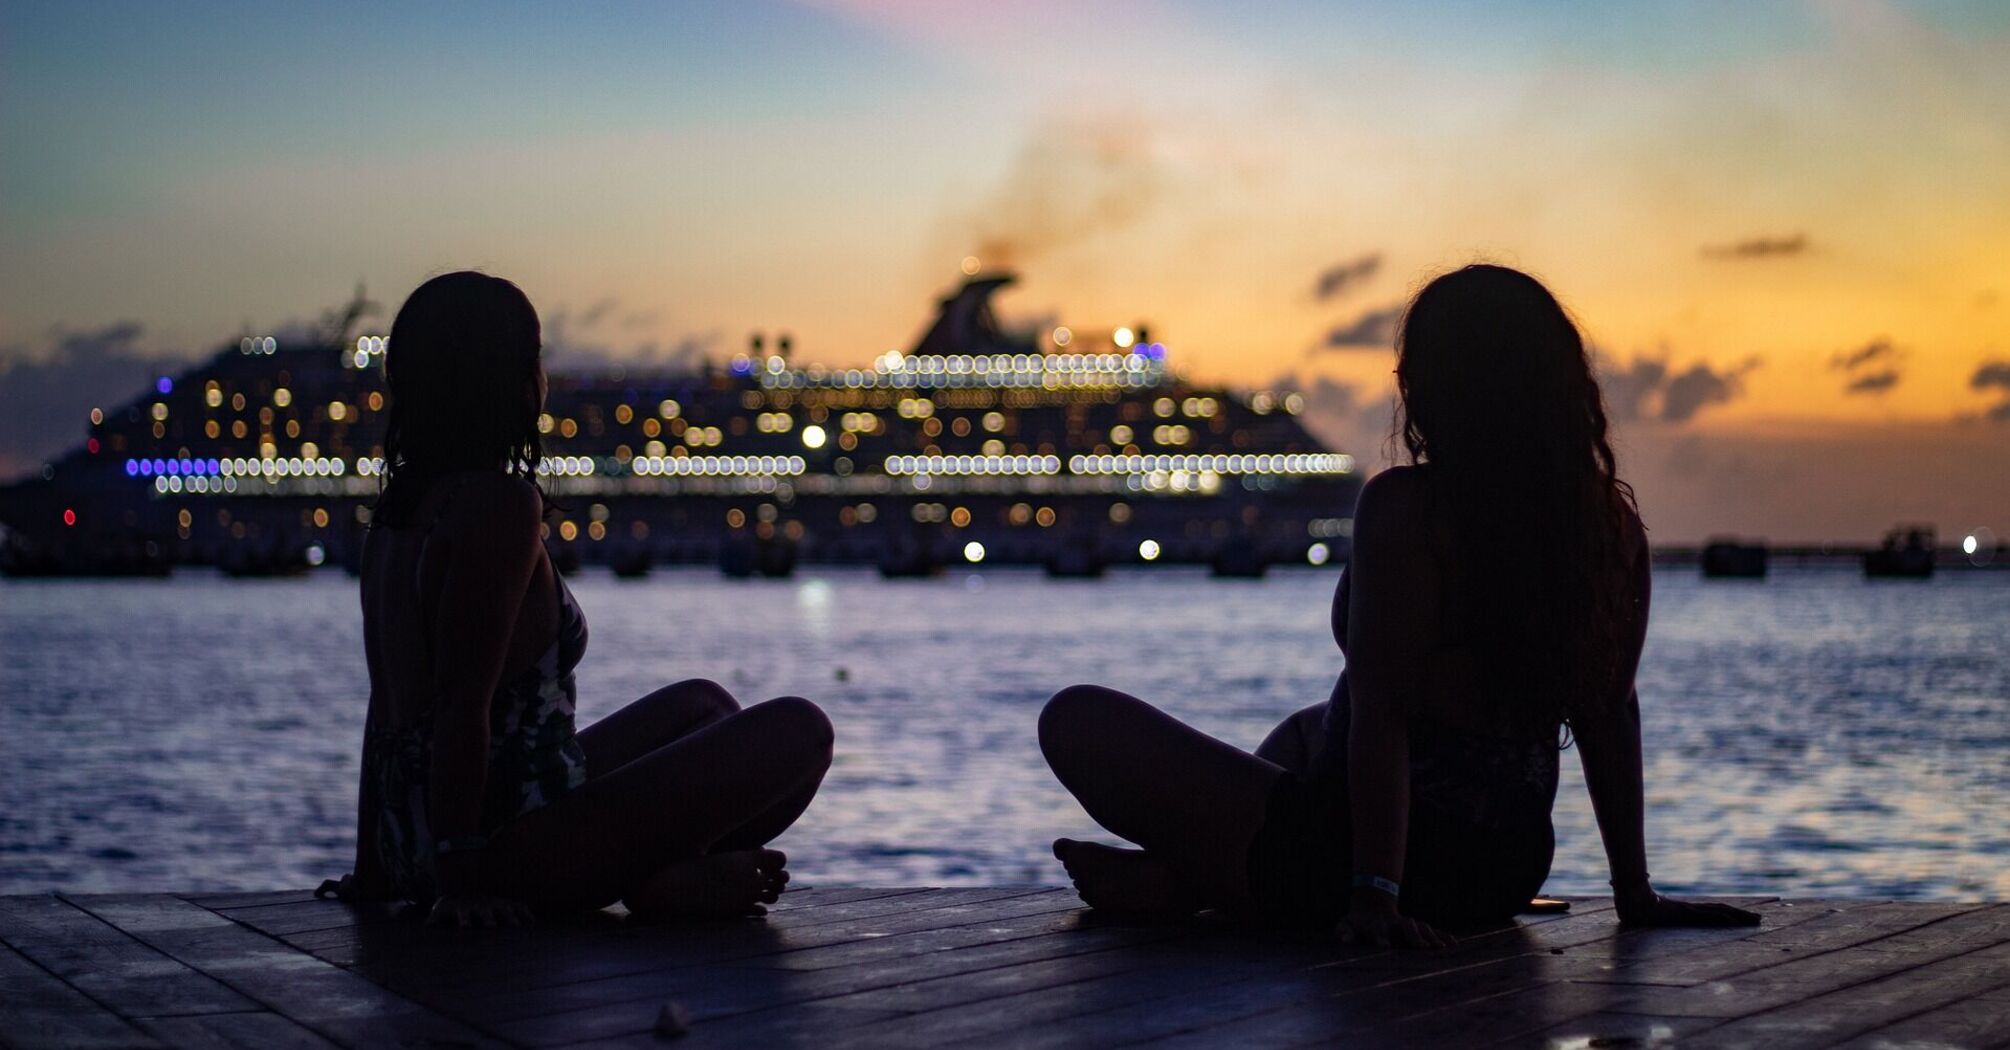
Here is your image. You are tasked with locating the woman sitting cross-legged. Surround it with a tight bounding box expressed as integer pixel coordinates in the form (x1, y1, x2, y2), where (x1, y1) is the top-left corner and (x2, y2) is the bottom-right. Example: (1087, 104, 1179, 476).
(322, 271, 833, 927)
(1039, 264, 1760, 946)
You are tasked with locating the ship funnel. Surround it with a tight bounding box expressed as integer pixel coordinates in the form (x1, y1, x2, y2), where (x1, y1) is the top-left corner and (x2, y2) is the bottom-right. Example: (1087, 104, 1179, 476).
(909, 272, 1039, 357)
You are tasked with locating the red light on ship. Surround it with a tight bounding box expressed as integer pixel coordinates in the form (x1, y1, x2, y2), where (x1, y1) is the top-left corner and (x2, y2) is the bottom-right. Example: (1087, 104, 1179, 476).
(87, 438, 100, 454)
(62, 508, 78, 527)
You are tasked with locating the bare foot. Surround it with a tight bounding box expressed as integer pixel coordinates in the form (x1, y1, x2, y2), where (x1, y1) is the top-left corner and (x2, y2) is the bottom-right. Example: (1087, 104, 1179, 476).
(1053, 839, 1199, 915)
(623, 849, 789, 920)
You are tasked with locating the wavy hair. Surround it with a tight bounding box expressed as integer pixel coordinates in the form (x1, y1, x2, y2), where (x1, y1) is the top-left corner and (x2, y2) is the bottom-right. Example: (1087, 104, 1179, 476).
(371, 272, 545, 527)
(1393, 264, 1639, 733)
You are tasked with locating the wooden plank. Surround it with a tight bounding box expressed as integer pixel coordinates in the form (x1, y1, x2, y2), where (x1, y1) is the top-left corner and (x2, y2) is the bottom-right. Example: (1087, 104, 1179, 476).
(767, 902, 1628, 1047)
(193, 899, 408, 938)
(1110, 901, 1803, 1048)
(1568, 901, 1980, 989)
(62, 895, 505, 1050)
(1501, 1012, 1723, 1049)
(1836, 981, 2010, 1050)
(136, 1012, 343, 1050)
(1595, 905, 2010, 1020)
(718, 892, 1092, 973)
(0, 896, 259, 1019)
(180, 891, 322, 910)
(1682, 940, 2010, 1049)
(549, 1004, 906, 1050)
(326, 888, 1080, 1000)
(288, 886, 1036, 975)
(466, 921, 1167, 1045)
(0, 943, 163, 1050)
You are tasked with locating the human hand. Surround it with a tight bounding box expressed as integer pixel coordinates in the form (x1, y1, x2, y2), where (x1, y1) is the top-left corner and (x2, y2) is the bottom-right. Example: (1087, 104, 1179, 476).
(425, 893, 534, 928)
(314, 871, 400, 903)
(1615, 885, 1760, 928)
(1336, 896, 1458, 949)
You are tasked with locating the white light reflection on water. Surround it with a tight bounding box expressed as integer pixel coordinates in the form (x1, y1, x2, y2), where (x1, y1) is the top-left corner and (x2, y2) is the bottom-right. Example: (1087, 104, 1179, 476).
(1, 567, 2005, 898)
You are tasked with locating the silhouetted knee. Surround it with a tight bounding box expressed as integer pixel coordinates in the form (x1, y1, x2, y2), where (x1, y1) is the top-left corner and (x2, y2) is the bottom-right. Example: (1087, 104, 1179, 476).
(758, 695, 834, 772)
(676, 677, 741, 720)
(1040, 684, 1114, 773)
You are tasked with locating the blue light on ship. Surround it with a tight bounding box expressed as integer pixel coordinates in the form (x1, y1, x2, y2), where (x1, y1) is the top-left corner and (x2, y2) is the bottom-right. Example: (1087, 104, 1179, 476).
(156, 377, 173, 395)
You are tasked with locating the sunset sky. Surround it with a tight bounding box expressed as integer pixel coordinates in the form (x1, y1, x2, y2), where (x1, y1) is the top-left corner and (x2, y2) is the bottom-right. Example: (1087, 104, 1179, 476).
(3, 1, 2006, 541)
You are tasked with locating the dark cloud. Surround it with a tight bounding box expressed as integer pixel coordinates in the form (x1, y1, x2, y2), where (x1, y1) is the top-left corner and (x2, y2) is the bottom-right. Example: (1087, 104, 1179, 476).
(543, 297, 717, 375)
(1269, 371, 1398, 468)
(1599, 356, 1668, 422)
(1313, 253, 1382, 301)
(1973, 360, 2010, 423)
(544, 329, 720, 376)
(576, 297, 619, 329)
(1844, 369, 1902, 395)
(1314, 304, 1403, 352)
(1702, 233, 1809, 259)
(1829, 338, 1898, 371)
(0, 322, 187, 480)
(1600, 352, 1761, 424)
(1660, 361, 1753, 422)
(966, 117, 1164, 269)
(1971, 361, 2010, 391)
(1829, 338, 1906, 396)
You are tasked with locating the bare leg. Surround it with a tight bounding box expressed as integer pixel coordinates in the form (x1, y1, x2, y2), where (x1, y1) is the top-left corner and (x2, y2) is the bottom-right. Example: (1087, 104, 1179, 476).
(578, 678, 740, 775)
(483, 696, 833, 912)
(578, 677, 822, 855)
(1039, 685, 1284, 913)
(1255, 702, 1329, 774)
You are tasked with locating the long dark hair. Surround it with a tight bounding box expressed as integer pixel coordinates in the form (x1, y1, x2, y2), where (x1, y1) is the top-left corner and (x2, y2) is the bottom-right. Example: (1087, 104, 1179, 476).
(1393, 264, 1639, 732)
(372, 272, 545, 527)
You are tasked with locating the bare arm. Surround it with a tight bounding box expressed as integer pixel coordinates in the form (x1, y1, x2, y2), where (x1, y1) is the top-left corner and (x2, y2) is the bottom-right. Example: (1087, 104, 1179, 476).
(1569, 519, 1653, 897)
(424, 480, 544, 898)
(1572, 516, 1757, 927)
(1340, 471, 1455, 946)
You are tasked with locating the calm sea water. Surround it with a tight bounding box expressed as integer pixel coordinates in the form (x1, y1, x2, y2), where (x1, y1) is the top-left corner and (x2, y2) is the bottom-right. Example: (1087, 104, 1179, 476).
(2, 566, 2006, 900)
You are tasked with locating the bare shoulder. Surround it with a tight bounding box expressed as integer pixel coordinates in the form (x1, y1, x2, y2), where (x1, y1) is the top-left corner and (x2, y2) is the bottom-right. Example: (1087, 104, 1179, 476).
(1619, 502, 1650, 561)
(1353, 466, 1432, 537)
(438, 472, 544, 548)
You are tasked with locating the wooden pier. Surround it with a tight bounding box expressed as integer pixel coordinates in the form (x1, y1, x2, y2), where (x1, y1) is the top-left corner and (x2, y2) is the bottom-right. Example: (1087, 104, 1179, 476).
(4, 889, 2008, 1048)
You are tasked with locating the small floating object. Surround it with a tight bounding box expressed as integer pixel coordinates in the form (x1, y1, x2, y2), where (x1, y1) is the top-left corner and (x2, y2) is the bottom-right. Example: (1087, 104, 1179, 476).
(655, 1000, 691, 1039)
(1864, 524, 1935, 578)
(1210, 540, 1268, 578)
(1701, 537, 1767, 578)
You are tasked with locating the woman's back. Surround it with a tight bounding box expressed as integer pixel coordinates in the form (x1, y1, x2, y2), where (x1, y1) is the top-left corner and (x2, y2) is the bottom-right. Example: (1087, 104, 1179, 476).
(359, 471, 561, 734)
(1328, 464, 1650, 741)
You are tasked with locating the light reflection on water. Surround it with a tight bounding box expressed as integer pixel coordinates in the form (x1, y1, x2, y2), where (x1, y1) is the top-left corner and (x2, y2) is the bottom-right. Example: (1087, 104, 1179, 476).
(2, 566, 2005, 898)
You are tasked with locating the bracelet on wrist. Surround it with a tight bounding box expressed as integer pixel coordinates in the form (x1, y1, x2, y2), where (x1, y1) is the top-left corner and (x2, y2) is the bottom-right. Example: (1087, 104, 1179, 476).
(1350, 873, 1401, 898)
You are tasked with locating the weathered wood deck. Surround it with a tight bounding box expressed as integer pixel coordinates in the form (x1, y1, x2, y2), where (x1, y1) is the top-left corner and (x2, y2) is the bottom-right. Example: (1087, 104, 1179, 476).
(3, 889, 2008, 1049)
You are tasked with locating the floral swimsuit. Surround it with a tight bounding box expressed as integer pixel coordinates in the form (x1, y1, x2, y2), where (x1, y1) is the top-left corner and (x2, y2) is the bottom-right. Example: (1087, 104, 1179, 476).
(366, 481, 590, 904)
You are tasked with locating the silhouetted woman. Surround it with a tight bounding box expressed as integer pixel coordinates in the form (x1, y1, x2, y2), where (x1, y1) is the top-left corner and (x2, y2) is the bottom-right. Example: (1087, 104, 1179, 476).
(323, 272, 833, 926)
(1040, 265, 1759, 945)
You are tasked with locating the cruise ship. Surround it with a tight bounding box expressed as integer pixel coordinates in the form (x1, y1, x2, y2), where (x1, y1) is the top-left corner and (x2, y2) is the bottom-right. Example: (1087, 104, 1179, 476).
(0, 273, 1360, 577)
